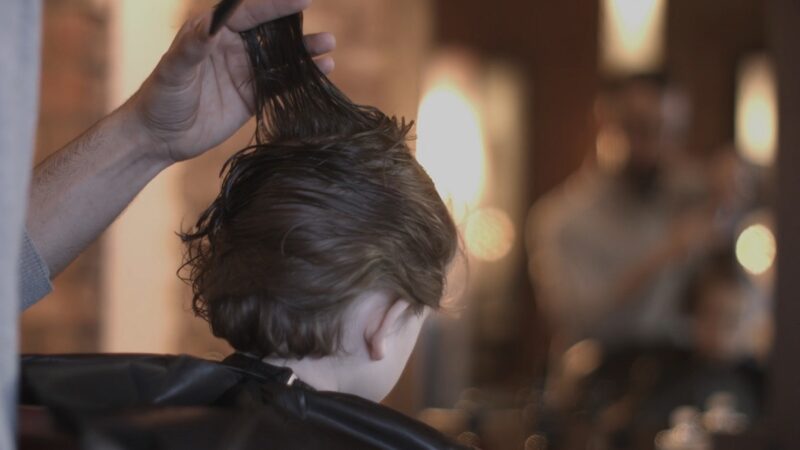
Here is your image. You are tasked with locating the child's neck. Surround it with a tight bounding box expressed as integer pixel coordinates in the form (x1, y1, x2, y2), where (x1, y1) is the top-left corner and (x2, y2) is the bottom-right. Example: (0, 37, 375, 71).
(262, 355, 342, 392)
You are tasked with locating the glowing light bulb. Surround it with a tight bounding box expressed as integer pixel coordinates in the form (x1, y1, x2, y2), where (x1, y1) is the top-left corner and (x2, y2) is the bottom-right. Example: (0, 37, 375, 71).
(736, 55, 777, 166)
(416, 62, 486, 222)
(601, 0, 666, 74)
(735, 224, 776, 276)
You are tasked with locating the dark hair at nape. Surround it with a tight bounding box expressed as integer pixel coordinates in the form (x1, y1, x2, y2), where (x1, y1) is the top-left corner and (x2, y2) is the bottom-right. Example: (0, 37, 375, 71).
(179, 13, 458, 358)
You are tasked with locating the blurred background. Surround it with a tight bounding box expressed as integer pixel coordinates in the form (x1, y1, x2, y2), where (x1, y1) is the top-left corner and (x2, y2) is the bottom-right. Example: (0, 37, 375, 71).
(22, 0, 799, 449)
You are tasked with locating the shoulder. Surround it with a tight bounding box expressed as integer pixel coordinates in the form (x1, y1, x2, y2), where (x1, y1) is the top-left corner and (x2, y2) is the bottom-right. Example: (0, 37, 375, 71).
(20, 353, 470, 449)
(258, 383, 470, 449)
(222, 353, 469, 449)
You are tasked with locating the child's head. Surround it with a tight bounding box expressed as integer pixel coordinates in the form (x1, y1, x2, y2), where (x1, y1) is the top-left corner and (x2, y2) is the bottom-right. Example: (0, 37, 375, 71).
(180, 13, 459, 401)
(181, 123, 458, 400)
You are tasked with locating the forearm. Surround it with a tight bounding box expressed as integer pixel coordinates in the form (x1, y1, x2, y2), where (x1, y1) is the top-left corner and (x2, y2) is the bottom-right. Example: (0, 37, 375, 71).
(25, 1, 333, 279)
(26, 107, 172, 277)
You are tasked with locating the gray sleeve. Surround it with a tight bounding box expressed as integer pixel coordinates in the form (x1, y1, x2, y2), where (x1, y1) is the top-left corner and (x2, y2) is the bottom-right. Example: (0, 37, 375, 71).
(19, 231, 52, 310)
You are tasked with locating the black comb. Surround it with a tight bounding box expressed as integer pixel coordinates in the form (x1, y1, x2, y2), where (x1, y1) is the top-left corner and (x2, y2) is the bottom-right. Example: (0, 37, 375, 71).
(210, 0, 244, 35)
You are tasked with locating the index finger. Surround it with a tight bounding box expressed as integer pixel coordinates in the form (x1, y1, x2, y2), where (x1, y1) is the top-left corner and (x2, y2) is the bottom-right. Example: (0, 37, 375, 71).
(222, 0, 312, 32)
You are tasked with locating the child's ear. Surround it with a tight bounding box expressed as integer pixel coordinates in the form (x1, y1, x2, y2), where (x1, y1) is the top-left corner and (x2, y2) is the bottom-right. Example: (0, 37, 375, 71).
(364, 299, 413, 361)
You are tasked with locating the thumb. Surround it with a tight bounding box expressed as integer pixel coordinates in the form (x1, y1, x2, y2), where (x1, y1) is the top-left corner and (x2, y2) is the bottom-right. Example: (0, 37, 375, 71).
(157, 13, 218, 84)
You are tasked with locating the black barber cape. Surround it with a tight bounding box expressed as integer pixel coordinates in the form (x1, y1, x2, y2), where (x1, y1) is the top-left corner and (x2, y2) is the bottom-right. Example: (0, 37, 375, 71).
(19, 353, 469, 450)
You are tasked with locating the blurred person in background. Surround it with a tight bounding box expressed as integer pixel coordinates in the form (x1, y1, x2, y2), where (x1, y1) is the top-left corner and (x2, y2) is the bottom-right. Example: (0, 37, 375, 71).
(0, 1, 335, 448)
(526, 75, 763, 448)
(527, 74, 721, 357)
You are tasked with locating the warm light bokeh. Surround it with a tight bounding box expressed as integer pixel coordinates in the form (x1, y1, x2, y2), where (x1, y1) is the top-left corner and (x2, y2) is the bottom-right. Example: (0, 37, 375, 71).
(600, 0, 666, 74)
(736, 54, 778, 167)
(416, 57, 487, 222)
(736, 223, 777, 276)
(464, 208, 515, 262)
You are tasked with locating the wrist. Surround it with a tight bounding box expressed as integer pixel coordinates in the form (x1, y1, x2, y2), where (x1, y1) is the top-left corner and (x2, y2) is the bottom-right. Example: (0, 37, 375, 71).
(110, 102, 176, 171)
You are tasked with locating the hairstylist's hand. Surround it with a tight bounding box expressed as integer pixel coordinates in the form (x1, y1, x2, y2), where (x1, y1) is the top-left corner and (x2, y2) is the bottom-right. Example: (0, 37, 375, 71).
(124, 0, 335, 163)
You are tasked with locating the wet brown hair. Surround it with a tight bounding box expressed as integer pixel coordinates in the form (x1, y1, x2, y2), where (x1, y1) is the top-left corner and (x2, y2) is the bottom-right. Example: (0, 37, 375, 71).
(179, 13, 458, 358)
